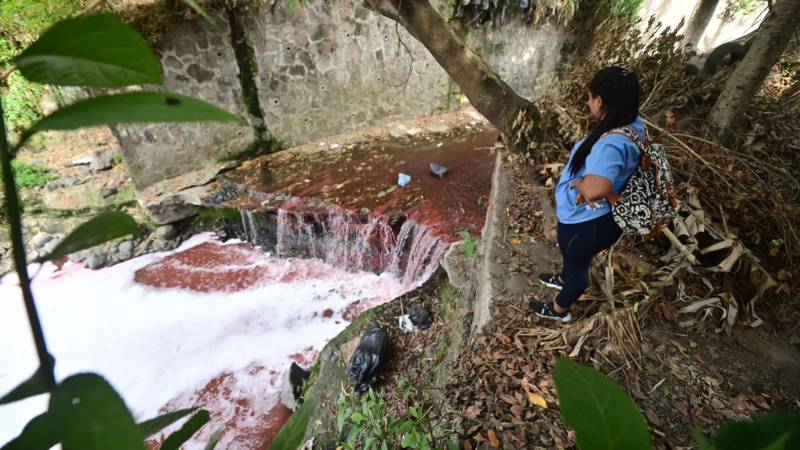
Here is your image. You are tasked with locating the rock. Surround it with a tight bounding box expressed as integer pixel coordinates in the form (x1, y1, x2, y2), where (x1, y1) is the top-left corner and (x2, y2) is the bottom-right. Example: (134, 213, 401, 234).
(31, 232, 53, 249)
(100, 186, 118, 199)
(45, 182, 62, 191)
(89, 149, 118, 172)
(41, 239, 59, 257)
(70, 148, 118, 172)
(117, 240, 134, 259)
(86, 252, 107, 270)
(26, 250, 40, 261)
(155, 224, 178, 240)
(41, 220, 65, 234)
(61, 176, 80, 187)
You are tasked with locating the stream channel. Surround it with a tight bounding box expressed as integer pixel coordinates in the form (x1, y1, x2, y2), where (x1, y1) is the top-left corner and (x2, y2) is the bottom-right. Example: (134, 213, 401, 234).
(0, 117, 498, 449)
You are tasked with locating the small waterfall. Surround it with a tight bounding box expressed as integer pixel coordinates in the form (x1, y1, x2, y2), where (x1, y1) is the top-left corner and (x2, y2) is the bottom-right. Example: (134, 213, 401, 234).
(238, 201, 444, 289)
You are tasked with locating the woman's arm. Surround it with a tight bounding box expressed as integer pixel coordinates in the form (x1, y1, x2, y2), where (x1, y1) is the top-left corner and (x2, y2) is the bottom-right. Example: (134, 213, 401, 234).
(570, 175, 613, 206)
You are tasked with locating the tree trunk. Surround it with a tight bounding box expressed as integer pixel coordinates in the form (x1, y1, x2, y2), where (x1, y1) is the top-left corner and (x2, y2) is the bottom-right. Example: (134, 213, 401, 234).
(682, 0, 719, 49)
(709, 0, 800, 142)
(363, 0, 538, 142)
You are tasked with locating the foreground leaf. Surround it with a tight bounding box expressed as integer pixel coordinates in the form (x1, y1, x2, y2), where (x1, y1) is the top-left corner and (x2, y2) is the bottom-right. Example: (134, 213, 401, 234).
(27, 92, 243, 136)
(38, 211, 138, 262)
(0, 355, 54, 405)
(0, 413, 60, 450)
(14, 14, 161, 87)
(554, 359, 652, 450)
(160, 410, 210, 450)
(713, 414, 800, 450)
(270, 398, 315, 450)
(48, 373, 145, 450)
(138, 407, 198, 438)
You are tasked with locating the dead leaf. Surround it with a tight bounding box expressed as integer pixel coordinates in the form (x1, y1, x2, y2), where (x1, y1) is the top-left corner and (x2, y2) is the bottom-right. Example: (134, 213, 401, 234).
(500, 394, 517, 405)
(527, 391, 548, 409)
(487, 429, 500, 449)
(463, 404, 482, 420)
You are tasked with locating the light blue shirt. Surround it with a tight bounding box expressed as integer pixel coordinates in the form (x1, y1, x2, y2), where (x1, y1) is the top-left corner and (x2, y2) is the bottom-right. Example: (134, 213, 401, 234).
(555, 117, 645, 224)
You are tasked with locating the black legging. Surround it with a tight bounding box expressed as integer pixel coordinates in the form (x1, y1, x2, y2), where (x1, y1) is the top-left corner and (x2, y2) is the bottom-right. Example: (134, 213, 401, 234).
(556, 214, 622, 309)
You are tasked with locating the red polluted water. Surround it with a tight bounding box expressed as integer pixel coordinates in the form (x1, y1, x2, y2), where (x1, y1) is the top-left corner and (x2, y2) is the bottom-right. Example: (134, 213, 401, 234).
(127, 117, 500, 449)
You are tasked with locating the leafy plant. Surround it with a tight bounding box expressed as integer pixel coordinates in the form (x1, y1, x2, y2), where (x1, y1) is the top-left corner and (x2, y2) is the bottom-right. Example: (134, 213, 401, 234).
(2, 159, 54, 188)
(0, 5, 241, 450)
(554, 359, 800, 450)
(336, 384, 437, 450)
(456, 229, 477, 257)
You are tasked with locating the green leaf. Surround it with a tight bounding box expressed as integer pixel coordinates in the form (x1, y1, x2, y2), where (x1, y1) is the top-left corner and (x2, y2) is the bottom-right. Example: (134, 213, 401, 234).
(693, 429, 714, 450)
(14, 14, 161, 87)
(758, 432, 792, 450)
(397, 420, 415, 434)
(38, 211, 138, 262)
(713, 414, 800, 450)
(138, 407, 198, 438)
(160, 409, 210, 450)
(0, 413, 60, 450)
(346, 425, 361, 445)
(553, 359, 652, 450)
(350, 412, 365, 424)
(448, 439, 460, 450)
(270, 398, 315, 450)
(48, 373, 145, 450)
(204, 428, 223, 450)
(180, 0, 217, 25)
(27, 92, 243, 136)
(0, 355, 54, 405)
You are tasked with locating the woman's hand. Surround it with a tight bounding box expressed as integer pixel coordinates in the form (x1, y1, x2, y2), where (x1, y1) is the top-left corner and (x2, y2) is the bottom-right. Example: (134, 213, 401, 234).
(570, 175, 613, 208)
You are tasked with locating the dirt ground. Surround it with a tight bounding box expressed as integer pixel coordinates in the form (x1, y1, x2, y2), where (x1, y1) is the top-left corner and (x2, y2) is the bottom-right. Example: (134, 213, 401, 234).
(452, 159, 800, 450)
(355, 155, 800, 450)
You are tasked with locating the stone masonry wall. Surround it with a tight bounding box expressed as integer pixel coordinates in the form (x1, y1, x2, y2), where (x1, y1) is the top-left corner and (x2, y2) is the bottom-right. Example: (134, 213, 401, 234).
(116, 1, 567, 194)
(114, 10, 255, 190)
(244, 0, 452, 145)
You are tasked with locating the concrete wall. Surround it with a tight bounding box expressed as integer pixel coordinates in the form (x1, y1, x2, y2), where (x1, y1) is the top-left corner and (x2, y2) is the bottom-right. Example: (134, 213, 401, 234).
(639, 0, 765, 53)
(115, 10, 255, 190)
(116, 1, 568, 192)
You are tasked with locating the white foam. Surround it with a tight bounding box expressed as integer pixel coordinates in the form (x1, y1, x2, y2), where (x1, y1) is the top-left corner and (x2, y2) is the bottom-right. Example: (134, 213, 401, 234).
(0, 233, 405, 448)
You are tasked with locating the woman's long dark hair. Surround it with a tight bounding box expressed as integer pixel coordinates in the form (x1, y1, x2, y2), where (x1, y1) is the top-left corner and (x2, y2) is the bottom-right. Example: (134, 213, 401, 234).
(569, 66, 641, 177)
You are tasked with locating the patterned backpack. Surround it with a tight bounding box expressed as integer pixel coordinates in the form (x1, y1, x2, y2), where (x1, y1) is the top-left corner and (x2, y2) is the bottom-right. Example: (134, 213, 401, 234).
(605, 126, 677, 236)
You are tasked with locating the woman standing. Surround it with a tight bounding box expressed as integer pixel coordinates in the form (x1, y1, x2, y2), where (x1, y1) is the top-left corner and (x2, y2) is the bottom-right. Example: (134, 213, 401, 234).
(530, 66, 645, 323)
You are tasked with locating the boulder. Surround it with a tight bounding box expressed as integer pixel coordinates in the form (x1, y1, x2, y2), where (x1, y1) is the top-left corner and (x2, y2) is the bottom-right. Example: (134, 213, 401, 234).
(86, 252, 107, 269)
(31, 232, 53, 249)
(155, 224, 178, 240)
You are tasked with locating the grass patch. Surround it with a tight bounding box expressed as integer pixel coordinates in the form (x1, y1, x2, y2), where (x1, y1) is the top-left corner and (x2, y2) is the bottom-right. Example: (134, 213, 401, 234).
(2, 160, 56, 189)
(1, 1, 82, 134)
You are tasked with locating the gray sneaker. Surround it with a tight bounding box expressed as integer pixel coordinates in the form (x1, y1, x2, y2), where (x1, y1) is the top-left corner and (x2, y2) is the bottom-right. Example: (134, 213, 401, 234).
(529, 300, 572, 323)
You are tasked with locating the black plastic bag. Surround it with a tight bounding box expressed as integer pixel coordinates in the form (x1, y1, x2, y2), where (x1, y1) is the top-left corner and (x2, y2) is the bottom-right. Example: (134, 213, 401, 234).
(408, 306, 432, 330)
(347, 322, 389, 393)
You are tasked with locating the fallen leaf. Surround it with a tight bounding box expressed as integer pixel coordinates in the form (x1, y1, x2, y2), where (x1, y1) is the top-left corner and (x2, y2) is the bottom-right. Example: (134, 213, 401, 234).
(527, 391, 548, 409)
(500, 393, 517, 405)
(487, 429, 500, 449)
(464, 404, 482, 420)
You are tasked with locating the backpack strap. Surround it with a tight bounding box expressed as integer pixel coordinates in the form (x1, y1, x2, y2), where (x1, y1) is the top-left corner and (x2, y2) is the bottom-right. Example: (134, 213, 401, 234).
(604, 125, 653, 170)
(603, 126, 647, 151)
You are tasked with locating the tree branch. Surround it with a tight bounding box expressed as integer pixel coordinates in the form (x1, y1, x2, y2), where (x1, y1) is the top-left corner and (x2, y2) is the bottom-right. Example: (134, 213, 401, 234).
(0, 65, 16, 86)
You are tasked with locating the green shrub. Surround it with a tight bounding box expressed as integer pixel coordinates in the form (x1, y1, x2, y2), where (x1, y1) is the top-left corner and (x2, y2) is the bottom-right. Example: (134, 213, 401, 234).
(1, 38, 44, 134)
(2, 160, 54, 188)
(554, 359, 800, 450)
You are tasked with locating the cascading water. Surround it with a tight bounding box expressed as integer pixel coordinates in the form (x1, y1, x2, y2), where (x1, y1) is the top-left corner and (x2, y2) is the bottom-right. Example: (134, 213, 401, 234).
(239, 200, 445, 291)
